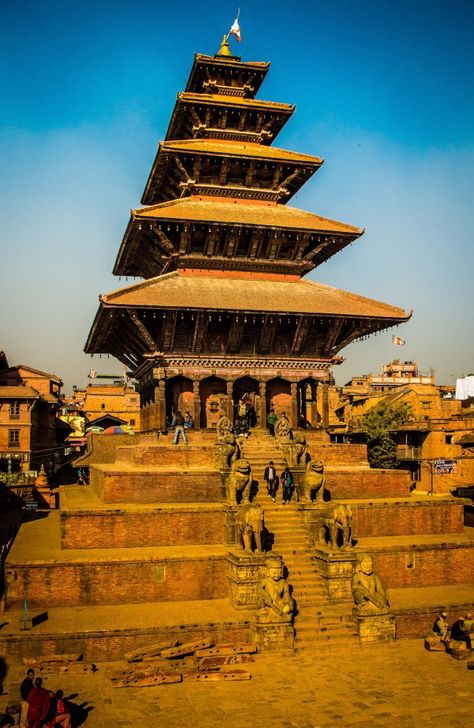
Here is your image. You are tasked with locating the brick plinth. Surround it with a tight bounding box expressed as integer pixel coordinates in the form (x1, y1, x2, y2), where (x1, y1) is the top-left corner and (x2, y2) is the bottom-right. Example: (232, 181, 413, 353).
(355, 612, 395, 643)
(369, 542, 474, 588)
(305, 442, 369, 466)
(325, 468, 410, 499)
(60, 507, 226, 549)
(90, 465, 222, 503)
(227, 551, 266, 608)
(351, 499, 465, 537)
(116, 444, 217, 469)
(4, 554, 228, 609)
(0, 622, 252, 661)
(312, 548, 356, 600)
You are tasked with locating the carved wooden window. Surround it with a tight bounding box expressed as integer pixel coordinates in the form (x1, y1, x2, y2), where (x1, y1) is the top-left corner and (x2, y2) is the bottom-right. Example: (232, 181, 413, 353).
(9, 401, 20, 418)
(8, 429, 20, 447)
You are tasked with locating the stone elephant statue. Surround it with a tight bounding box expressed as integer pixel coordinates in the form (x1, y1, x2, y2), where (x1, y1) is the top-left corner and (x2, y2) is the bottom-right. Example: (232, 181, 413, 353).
(235, 503, 264, 552)
(227, 458, 252, 504)
(298, 459, 325, 504)
(317, 503, 352, 549)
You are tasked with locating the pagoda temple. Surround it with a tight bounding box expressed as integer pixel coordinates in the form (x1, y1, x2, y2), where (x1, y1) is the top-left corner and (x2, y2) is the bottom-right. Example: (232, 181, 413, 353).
(85, 38, 410, 431)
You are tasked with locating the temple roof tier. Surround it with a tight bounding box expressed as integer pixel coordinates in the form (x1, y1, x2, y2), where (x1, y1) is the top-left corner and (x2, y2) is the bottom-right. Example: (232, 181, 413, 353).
(142, 140, 322, 205)
(185, 54, 270, 98)
(85, 271, 411, 372)
(113, 198, 363, 278)
(165, 92, 295, 145)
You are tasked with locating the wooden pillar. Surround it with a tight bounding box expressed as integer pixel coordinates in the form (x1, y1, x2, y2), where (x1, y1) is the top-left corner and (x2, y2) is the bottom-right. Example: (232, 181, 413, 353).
(154, 381, 166, 432)
(226, 380, 234, 422)
(290, 382, 298, 429)
(321, 383, 329, 429)
(193, 379, 201, 430)
(259, 381, 267, 428)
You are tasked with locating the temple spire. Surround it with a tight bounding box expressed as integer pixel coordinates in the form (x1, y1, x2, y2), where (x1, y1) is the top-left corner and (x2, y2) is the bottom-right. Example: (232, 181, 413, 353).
(216, 34, 232, 57)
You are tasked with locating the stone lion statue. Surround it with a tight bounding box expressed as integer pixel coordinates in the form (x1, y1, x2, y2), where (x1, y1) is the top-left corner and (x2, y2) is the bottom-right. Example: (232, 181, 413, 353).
(299, 459, 325, 504)
(227, 458, 252, 504)
(235, 503, 264, 553)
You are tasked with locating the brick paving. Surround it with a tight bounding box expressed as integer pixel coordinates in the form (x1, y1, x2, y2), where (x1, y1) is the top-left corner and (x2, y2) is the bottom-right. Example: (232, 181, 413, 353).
(3, 640, 473, 727)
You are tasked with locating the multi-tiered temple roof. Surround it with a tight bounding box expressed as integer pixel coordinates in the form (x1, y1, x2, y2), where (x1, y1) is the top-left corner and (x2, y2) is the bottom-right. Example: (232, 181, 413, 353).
(85, 42, 410, 420)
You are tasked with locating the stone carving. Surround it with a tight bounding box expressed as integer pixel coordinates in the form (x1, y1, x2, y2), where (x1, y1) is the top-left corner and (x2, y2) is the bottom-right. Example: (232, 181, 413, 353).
(351, 553, 390, 615)
(257, 556, 294, 623)
(216, 414, 233, 439)
(227, 458, 252, 504)
(235, 503, 264, 553)
(299, 459, 325, 504)
(216, 431, 241, 469)
(275, 414, 292, 442)
(318, 504, 353, 550)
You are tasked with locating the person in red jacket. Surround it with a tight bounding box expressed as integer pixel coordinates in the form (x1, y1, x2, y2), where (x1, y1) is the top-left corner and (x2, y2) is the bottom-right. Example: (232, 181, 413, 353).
(26, 677, 50, 728)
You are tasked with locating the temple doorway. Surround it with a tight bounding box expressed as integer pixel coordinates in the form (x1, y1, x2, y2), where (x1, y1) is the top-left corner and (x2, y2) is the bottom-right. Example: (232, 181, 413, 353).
(165, 376, 193, 422)
(232, 376, 260, 426)
(199, 376, 228, 428)
(266, 377, 291, 419)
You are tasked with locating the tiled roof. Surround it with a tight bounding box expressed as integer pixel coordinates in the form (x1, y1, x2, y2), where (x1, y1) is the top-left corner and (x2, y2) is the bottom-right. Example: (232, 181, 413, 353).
(176, 92, 294, 112)
(132, 198, 363, 235)
(0, 386, 40, 399)
(160, 139, 322, 165)
(100, 271, 409, 320)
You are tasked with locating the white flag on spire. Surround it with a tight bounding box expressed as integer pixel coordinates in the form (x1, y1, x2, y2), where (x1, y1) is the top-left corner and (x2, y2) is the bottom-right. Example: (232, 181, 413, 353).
(229, 13, 241, 42)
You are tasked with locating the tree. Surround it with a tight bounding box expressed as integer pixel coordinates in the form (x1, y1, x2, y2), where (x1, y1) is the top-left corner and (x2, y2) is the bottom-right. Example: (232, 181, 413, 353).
(351, 400, 413, 469)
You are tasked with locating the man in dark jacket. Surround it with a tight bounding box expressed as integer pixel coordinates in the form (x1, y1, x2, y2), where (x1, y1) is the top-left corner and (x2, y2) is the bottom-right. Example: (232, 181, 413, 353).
(20, 669, 34, 728)
(264, 461, 278, 502)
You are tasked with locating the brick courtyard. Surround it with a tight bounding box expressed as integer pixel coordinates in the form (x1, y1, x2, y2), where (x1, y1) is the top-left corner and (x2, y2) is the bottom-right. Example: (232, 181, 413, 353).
(2, 640, 473, 727)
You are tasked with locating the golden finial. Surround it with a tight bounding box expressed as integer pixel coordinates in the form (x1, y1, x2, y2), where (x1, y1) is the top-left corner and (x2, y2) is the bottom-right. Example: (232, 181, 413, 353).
(216, 34, 232, 57)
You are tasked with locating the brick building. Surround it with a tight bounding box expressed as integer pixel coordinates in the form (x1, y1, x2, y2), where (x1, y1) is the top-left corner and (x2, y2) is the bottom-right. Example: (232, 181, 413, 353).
(83, 383, 140, 431)
(0, 353, 64, 473)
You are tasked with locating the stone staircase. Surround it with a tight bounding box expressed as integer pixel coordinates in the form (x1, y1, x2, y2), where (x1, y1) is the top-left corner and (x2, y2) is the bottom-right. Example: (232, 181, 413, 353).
(240, 432, 358, 652)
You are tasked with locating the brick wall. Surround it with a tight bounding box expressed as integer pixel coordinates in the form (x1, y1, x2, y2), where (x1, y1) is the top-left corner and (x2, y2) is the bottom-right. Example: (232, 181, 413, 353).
(394, 604, 474, 639)
(371, 544, 474, 588)
(325, 468, 410, 499)
(305, 440, 368, 466)
(117, 444, 217, 469)
(4, 556, 228, 609)
(90, 466, 222, 503)
(0, 622, 253, 661)
(352, 501, 465, 537)
(61, 508, 226, 549)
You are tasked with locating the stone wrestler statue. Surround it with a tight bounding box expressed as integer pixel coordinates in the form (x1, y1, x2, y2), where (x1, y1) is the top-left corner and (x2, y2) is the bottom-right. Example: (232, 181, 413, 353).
(352, 553, 390, 615)
(257, 556, 294, 622)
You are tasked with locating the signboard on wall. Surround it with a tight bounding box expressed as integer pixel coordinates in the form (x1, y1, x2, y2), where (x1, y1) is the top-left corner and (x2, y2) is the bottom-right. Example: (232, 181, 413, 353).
(434, 459, 457, 474)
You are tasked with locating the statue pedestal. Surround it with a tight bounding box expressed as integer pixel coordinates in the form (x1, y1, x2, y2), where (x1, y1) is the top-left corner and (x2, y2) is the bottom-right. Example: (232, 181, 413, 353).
(354, 612, 395, 643)
(35, 485, 52, 508)
(224, 504, 237, 545)
(252, 614, 294, 652)
(227, 551, 266, 609)
(313, 547, 356, 601)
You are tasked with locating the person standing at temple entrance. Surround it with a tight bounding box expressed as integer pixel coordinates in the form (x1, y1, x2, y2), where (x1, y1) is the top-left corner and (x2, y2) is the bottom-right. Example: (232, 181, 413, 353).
(267, 408, 277, 436)
(172, 411, 188, 445)
(264, 460, 278, 502)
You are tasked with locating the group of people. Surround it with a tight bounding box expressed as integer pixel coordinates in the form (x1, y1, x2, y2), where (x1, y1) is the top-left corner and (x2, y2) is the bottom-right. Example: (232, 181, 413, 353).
(432, 611, 473, 650)
(264, 461, 294, 504)
(171, 410, 194, 445)
(20, 669, 71, 728)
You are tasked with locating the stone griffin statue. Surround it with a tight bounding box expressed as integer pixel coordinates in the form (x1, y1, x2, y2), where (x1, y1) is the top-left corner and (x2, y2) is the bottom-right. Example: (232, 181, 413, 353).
(318, 503, 352, 550)
(299, 459, 325, 504)
(227, 458, 252, 504)
(216, 432, 241, 470)
(283, 431, 308, 468)
(235, 503, 264, 553)
(257, 556, 294, 623)
(351, 553, 390, 615)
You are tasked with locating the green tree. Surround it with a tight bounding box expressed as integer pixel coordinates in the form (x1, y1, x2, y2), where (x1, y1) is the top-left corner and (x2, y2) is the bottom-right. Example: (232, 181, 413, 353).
(351, 400, 413, 469)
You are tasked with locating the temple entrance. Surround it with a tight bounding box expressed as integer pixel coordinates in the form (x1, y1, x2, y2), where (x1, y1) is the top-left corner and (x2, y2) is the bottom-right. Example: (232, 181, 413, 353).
(266, 377, 291, 419)
(165, 376, 193, 422)
(298, 378, 319, 428)
(232, 376, 260, 427)
(199, 376, 228, 428)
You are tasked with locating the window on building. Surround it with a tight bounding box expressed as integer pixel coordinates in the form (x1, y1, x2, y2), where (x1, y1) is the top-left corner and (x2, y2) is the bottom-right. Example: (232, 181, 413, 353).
(445, 434, 454, 445)
(422, 401, 431, 409)
(9, 401, 20, 418)
(129, 419, 135, 426)
(101, 403, 105, 409)
(8, 429, 20, 447)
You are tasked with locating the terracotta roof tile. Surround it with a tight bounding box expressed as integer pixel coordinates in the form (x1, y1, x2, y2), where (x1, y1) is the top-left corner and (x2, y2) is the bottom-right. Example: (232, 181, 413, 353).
(0, 386, 40, 399)
(100, 271, 409, 320)
(133, 199, 362, 235)
(160, 139, 322, 165)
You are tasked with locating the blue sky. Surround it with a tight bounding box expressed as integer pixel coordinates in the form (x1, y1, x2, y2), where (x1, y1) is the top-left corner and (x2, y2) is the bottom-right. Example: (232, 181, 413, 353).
(1, 1, 473, 391)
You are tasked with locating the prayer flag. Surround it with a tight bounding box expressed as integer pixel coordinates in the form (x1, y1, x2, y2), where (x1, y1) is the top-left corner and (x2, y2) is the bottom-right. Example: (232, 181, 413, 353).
(229, 13, 241, 42)
(392, 335, 406, 346)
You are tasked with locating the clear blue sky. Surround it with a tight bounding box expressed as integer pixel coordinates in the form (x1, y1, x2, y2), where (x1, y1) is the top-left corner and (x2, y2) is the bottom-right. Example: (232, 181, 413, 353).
(1, 1, 473, 391)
